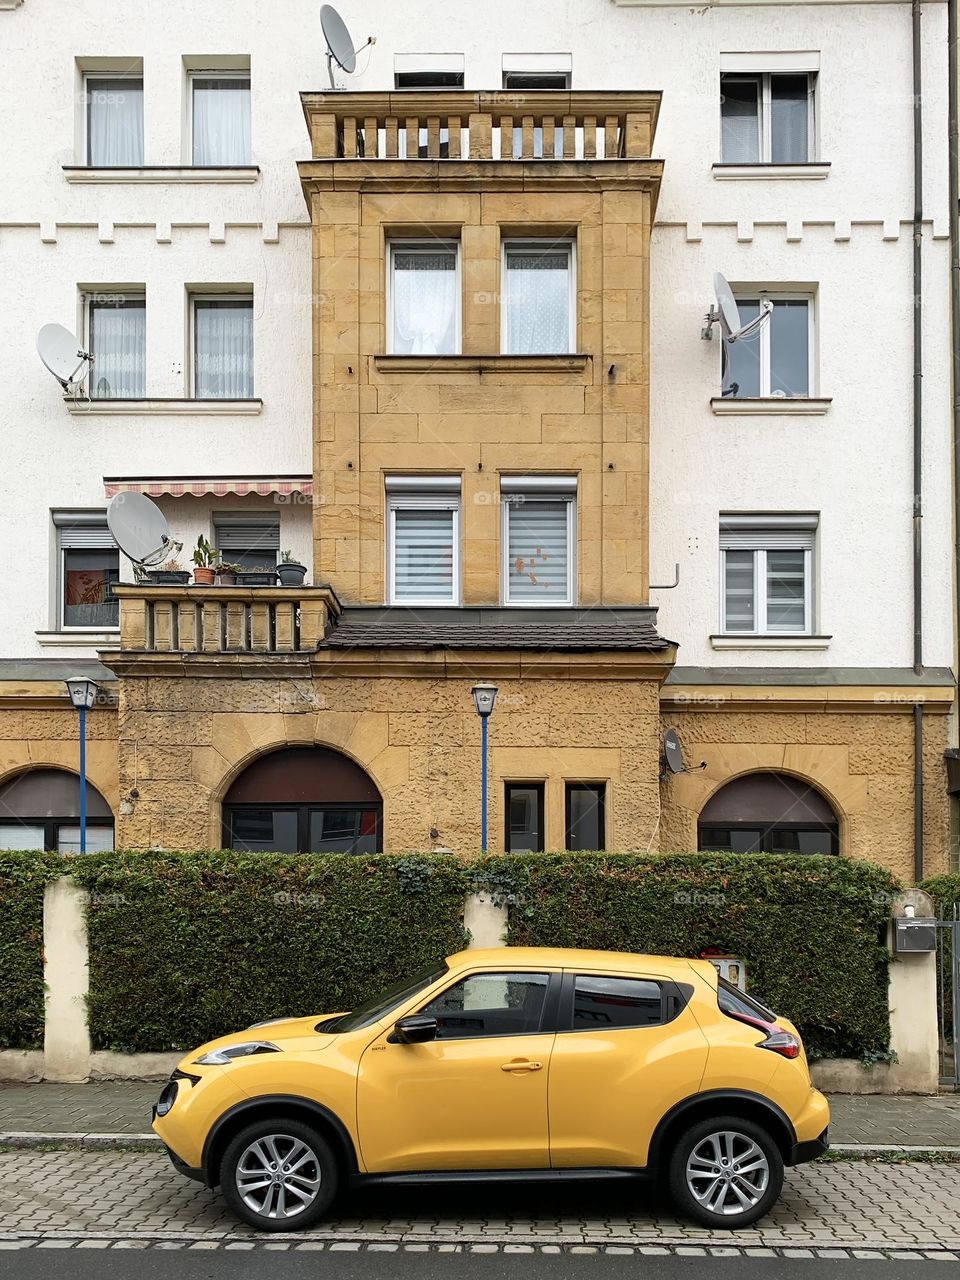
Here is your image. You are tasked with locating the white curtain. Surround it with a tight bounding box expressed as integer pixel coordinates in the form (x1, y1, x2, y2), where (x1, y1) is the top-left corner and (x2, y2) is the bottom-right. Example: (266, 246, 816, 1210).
(90, 300, 146, 398)
(193, 78, 251, 165)
(506, 498, 570, 601)
(57, 826, 115, 854)
(393, 507, 455, 601)
(505, 251, 570, 354)
(195, 300, 254, 398)
(87, 78, 143, 166)
(392, 251, 457, 355)
(771, 75, 809, 164)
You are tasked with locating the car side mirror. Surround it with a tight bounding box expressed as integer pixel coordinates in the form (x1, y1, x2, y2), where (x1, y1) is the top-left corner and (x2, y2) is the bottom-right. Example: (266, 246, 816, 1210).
(394, 1014, 438, 1044)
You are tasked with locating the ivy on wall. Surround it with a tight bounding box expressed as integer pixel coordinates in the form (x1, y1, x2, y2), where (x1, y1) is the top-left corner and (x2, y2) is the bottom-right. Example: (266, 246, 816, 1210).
(920, 873, 960, 916)
(0, 851, 58, 1050)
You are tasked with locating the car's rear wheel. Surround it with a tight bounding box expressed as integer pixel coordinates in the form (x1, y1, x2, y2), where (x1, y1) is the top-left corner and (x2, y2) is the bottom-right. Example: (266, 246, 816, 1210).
(220, 1119, 338, 1232)
(667, 1115, 784, 1229)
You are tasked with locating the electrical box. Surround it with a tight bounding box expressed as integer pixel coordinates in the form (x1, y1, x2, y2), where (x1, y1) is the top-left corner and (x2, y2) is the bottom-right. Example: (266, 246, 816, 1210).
(893, 917, 937, 953)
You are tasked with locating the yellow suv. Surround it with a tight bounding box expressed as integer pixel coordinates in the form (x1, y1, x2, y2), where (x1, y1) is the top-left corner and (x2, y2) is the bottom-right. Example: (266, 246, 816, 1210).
(153, 947, 829, 1231)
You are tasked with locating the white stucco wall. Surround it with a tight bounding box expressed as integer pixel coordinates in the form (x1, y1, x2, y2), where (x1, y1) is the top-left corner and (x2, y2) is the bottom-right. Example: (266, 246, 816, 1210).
(0, 0, 952, 671)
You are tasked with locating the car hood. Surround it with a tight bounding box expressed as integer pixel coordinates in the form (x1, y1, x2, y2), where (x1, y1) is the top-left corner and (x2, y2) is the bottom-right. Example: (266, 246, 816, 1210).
(178, 1013, 348, 1070)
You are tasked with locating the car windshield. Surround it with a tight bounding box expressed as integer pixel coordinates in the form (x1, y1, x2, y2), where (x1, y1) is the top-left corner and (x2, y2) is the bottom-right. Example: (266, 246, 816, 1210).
(716, 976, 777, 1025)
(319, 965, 447, 1033)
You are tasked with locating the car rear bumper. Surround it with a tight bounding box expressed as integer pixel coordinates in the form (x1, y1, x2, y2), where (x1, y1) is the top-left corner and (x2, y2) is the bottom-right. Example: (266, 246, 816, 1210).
(789, 1127, 829, 1165)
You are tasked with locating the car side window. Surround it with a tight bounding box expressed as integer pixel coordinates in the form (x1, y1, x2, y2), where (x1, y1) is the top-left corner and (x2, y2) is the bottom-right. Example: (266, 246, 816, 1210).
(419, 971, 550, 1040)
(572, 975, 663, 1030)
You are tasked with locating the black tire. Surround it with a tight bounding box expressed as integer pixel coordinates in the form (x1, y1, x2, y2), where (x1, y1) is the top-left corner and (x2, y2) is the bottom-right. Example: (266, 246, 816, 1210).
(220, 1118, 338, 1232)
(667, 1114, 784, 1229)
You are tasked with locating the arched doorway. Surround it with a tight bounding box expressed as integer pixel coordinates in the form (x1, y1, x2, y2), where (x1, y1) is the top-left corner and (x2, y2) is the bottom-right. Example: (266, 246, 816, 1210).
(222, 746, 383, 854)
(698, 772, 839, 855)
(0, 768, 114, 853)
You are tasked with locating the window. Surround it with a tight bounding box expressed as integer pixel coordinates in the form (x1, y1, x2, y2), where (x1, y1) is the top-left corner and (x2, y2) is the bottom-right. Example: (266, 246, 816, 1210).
(191, 74, 251, 164)
(85, 76, 143, 166)
(501, 477, 576, 606)
(720, 72, 814, 164)
(213, 513, 280, 571)
(502, 241, 574, 354)
(698, 772, 839, 854)
(192, 294, 254, 398)
(566, 783, 605, 851)
(55, 513, 119, 630)
(505, 784, 544, 853)
(419, 972, 549, 1039)
(722, 295, 812, 399)
(0, 770, 114, 853)
(502, 59, 572, 157)
(572, 976, 662, 1030)
(720, 515, 817, 635)
(386, 477, 460, 605)
(388, 242, 459, 355)
(87, 294, 146, 398)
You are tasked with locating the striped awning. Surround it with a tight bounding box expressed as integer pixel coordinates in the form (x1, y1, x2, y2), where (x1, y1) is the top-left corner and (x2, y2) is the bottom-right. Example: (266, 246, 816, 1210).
(103, 475, 313, 499)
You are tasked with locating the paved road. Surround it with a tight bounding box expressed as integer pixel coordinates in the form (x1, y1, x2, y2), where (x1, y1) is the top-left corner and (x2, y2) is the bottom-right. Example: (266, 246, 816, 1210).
(0, 1150, 958, 1256)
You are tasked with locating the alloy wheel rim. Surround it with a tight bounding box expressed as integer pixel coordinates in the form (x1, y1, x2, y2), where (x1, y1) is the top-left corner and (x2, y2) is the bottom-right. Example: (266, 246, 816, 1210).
(685, 1130, 770, 1216)
(235, 1133, 322, 1219)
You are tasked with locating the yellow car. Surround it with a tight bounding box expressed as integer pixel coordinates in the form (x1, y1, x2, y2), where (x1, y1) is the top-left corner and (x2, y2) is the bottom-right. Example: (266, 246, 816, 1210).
(152, 947, 829, 1231)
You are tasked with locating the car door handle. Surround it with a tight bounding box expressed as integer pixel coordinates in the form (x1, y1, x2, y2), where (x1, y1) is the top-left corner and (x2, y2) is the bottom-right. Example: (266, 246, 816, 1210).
(500, 1059, 543, 1073)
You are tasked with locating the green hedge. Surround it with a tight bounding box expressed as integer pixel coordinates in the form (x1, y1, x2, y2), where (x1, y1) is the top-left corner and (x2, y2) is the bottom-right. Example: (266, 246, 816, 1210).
(70, 851, 469, 1053)
(920, 873, 960, 916)
(473, 852, 897, 1062)
(0, 851, 59, 1049)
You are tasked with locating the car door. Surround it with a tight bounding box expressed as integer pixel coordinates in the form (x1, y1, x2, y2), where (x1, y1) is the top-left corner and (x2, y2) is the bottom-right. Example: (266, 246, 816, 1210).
(548, 969, 710, 1168)
(357, 968, 558, 1172)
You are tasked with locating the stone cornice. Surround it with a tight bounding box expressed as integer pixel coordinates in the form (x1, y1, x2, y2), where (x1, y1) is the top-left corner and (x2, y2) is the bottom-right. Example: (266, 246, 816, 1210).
(298, 158, 663, 198)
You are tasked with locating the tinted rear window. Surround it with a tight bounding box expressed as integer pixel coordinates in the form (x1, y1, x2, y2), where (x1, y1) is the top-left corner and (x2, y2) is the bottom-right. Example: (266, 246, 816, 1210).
(573, 975, 663, 1029)
(717, 976, 776, 1024)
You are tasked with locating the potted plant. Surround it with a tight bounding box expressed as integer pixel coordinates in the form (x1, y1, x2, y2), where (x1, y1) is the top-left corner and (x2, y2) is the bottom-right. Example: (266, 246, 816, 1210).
(216, 560, 241, 586)
(237, 564, 278, 587)
(277, 549, 308, 587)
(146, 559, 190, 585)
(191, 535, 218, 585)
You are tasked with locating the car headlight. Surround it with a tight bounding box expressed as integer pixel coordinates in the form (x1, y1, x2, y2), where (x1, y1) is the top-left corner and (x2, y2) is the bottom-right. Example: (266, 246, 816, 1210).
(194, 1040, 280, 1066)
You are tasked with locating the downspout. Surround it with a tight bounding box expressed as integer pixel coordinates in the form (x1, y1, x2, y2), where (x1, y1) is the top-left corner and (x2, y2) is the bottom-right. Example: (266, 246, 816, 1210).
(950, 0, 960, 871)
(913, 0, 925, 879)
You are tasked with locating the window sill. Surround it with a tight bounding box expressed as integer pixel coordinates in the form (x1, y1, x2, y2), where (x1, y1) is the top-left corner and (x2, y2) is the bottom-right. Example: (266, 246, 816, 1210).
(710, 634, 832, 651)
(711, 397, 831, 417)
(64, 398, 263, 416)
(36, 630, 121, 649)
(62, 165, 260, 184)
(711, 162, 830, 181)
(374, 353, 591, 374)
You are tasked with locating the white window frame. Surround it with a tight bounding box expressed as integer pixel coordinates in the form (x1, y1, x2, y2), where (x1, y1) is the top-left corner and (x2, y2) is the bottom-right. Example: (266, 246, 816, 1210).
(82, 289, 147, 399)
(500, 239, 576, 355)
(719, 515, 817, 636)
(386, 240, 461, 356)
(54, 512, 120, 633)
(386, 478, 461, 606)
(188, 289, 254, 399)
(83, 70, 144, 167)
(500, 477, 577, 608)
(720, 71, 816, 164)
(726, 291, 816, 398)
(187, 69, 251, 166)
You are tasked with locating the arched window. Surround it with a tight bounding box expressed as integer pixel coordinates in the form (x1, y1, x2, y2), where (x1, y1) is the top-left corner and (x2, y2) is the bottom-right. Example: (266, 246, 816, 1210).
(698, 772, 838, 855)
(223, 746, 382, 855)
(0, 769, 114, 853)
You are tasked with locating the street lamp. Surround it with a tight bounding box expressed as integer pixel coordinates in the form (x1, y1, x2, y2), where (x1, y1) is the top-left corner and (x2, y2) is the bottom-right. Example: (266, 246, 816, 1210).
(65, 677, 99, 854)
(471, 682, 499, 853)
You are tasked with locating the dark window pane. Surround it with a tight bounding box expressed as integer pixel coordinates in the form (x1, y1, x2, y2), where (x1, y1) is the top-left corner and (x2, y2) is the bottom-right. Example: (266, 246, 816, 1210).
(720, 77, 760, 162)
(308, 807, 379, 854)
(566, 784, 605, 850)
(768, 827, 836, 855)
(699, 826, 764, 853)
(769, 300, 809, 396)
(722, 300, 761, 396)
(506, 784, 544, 852)
(573, 976, 662, 1030)
(771, 74, 810, 163)
(63, 550, 119, 627)
(421, 972, 549, 1039)
(229, 808, 299, 853)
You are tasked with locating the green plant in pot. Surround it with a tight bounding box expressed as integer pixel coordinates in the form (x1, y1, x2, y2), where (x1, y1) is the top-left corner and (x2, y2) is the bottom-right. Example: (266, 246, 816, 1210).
(237, 564, 278, 586)
(277, 549, 307, 586)
(216, 560, 241, 586)
(191, 535, 218, 585)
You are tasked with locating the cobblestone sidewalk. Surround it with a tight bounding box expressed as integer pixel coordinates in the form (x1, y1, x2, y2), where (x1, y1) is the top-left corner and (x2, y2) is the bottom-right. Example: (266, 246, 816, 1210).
(0, 1150, 957, 1253)
(3, 1083, 960, 1145)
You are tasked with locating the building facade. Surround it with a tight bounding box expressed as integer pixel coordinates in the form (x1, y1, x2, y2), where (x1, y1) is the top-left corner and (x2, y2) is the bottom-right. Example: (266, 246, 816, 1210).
(0, 0, 955, 877)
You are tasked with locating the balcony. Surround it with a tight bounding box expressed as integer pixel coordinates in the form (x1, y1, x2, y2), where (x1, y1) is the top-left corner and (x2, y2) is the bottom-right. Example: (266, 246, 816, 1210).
(299, 91, 660, 163)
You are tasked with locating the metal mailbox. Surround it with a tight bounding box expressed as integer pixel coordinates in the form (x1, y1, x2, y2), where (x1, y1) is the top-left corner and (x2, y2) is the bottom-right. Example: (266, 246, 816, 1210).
(893, 916, 937, 953)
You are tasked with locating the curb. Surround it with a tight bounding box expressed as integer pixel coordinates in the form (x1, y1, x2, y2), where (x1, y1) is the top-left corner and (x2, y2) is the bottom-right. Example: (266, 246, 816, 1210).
(831, 1142, 960, 1157)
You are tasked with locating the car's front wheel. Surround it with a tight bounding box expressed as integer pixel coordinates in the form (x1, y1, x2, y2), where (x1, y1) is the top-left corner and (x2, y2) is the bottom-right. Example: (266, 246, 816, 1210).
(220, 1119, 338, 1231)
(667, 1115, 784, 1229)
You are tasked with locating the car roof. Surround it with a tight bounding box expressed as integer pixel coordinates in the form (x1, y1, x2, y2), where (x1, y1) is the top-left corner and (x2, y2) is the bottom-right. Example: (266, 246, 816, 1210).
(446, 946, 716, 980)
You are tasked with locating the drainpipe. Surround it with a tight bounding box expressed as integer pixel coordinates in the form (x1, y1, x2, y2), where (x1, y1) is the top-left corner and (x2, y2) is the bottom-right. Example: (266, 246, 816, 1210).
(949, 0, 960, 871)
(912, 0, 925, 878)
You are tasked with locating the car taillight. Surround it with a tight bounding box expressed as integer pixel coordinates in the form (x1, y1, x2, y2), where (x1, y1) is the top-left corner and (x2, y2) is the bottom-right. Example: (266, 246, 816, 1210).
(726, 1008, 800, 1059)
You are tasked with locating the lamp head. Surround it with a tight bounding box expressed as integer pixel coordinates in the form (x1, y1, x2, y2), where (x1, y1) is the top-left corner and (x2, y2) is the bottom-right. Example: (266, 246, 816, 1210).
(471, 682, 499, 719)
(66, 677, 99, 710)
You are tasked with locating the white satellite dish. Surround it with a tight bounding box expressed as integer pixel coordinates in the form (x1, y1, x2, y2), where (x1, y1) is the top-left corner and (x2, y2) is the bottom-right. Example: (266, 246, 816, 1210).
(37, 323, 93, 391)
(320, 5, 374, 88)
(107, 492, 182, 581)
(701, 272, 772, 344)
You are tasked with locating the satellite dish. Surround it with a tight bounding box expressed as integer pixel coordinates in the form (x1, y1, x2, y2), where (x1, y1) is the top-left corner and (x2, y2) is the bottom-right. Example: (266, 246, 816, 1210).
(107, 492, 182, 580)
(321, 4, 357, 74)
(701, 272, 772, 344)
(37, 323, 93, 391)
(663, 729, 686, 775)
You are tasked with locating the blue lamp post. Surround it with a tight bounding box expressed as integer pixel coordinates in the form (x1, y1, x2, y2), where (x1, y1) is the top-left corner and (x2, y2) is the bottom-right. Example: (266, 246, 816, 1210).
(471, 682, 499, 852)
(66, 677, 99, 854)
